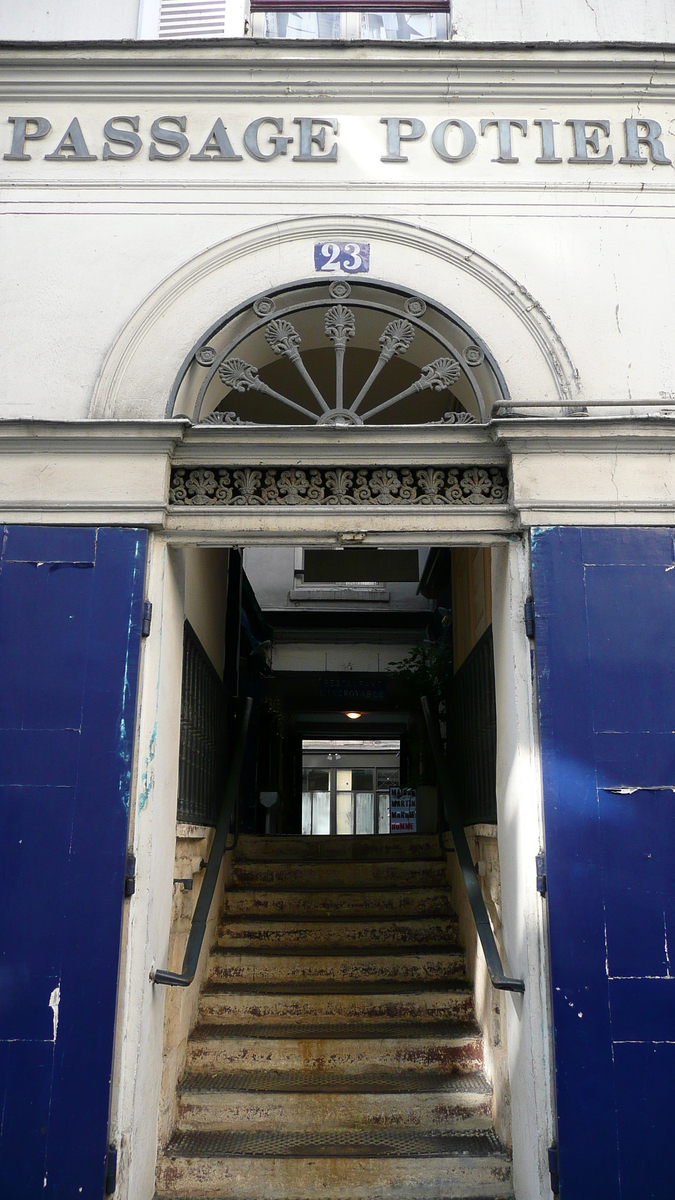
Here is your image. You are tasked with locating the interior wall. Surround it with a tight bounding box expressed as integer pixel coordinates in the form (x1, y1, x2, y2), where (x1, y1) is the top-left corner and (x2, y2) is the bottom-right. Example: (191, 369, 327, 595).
(183, 546, 229, 675)
(451, 547, 492, 670)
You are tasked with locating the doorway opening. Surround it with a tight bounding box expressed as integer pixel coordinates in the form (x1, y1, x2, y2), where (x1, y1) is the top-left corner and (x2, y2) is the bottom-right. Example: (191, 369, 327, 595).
(155, 532, 513, 1192)
(175, 539, 497, 841)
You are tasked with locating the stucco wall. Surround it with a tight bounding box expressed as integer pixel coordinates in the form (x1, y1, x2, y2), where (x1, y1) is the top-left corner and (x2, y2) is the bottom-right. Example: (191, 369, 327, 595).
(1, 46, 674, 426)
(0, 0, 139, 41)
(1, 0, 674, 44)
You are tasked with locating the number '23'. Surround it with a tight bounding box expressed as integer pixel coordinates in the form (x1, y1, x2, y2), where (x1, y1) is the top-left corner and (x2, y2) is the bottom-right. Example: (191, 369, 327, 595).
(317, 242, 368, 272)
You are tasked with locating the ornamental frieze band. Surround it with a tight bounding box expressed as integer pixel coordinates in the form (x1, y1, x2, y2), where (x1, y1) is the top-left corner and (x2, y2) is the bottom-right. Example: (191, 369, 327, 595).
(169, 466, 508, 506)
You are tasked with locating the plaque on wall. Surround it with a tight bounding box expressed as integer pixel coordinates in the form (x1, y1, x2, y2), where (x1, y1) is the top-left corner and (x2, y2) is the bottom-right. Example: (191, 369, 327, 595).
(314, 241, 370, 273)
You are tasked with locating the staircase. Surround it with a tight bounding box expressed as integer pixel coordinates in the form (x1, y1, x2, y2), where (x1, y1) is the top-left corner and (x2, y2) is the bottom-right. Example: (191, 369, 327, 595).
(155, 833, 513, 1200)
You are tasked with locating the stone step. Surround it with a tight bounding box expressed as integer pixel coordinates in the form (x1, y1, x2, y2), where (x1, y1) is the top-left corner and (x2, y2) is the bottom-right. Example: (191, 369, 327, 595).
(235, 833, 445, 863)
(177, 1081, 493, 1134)
(220, 886, 455, 919)
(155, 1133, 513, 1199)
(198, 984, 474, 1027)
(207, 948, 466, 989)
(231, 859, 448, 891)
(185, 1025, 483, 1076)
(215, 915, 459, 951)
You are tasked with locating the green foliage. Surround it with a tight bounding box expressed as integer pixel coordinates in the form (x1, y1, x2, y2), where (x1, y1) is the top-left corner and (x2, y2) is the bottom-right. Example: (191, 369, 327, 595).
(387, 637, 454, 710)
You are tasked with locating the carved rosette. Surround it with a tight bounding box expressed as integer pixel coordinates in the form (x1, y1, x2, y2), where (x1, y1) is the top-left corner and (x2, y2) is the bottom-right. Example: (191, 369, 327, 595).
(169, 466, 508, 506)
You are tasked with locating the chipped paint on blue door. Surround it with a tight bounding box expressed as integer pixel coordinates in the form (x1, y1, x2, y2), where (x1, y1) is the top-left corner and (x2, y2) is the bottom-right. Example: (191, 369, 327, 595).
(0, 526, 147, 1198)
(531, 527, 675, 1200)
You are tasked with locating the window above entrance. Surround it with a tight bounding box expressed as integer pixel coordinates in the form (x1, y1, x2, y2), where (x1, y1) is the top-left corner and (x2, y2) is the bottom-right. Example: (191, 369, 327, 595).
(251, 9, 449, 40)
(145, 0, 450, 39)
(168, 278, 506, 425)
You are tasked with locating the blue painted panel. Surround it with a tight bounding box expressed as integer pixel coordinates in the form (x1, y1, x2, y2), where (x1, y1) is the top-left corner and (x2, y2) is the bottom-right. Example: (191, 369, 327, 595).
(0, 526, 147, 1199)
(4, 526, 97, 563)
(613, 1042, 675, 1199)
(0, 560, 93, 730)
(0, 1041, 55, 1193)
(532, 527, 675, 1200)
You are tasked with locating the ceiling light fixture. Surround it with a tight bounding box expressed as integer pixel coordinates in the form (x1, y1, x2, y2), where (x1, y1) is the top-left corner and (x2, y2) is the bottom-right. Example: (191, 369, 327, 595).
(345, 711, 363, 720)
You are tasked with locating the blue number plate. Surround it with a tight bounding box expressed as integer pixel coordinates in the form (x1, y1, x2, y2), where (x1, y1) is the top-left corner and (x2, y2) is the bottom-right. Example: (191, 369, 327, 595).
(314, 241, 370, 274)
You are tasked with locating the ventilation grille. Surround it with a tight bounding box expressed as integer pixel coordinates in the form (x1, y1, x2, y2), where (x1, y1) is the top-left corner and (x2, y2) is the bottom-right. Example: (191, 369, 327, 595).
(159, 0, 227, 38)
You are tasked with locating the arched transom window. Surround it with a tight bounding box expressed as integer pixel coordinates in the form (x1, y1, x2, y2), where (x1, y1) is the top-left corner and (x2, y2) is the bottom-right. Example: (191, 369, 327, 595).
(168, 278, 508, 426)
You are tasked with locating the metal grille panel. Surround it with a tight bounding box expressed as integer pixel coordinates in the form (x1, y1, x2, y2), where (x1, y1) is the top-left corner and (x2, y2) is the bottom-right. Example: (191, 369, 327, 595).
(180, 1068, 492, 1094)
(167, 1127, 503, 1157)
(447, 626, 497, 826)
(177, 621, 228, 827)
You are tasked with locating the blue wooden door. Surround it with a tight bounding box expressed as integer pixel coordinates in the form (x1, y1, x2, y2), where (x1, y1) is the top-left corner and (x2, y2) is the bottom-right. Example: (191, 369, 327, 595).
(0, 526, 147, 1198)
(532, 527, 675, 1200)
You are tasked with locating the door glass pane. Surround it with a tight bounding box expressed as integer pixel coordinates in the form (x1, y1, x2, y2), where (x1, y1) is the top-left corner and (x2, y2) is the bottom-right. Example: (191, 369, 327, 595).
(312, 791, 331, 835)
(355, 792, 374, 835)
(336, 791, 354, 835)
(302, 791, 312, 836)
(353, 768, 374, 791)
(377, 768, 400, 789)
(308, 769, 329, 791)
(336, 769, 352, 791)
(377, 790, 390, 834)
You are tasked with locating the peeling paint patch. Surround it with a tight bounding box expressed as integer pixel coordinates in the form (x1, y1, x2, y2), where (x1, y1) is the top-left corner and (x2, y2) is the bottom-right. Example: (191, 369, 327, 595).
(49, 985, 60, 1042)
(604, 786, 675, 794)
(139, 723, 157, 811)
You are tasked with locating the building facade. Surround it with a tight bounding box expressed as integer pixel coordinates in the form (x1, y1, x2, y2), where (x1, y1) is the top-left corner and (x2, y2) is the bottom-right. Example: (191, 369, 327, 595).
(2, 4, 675, 1198)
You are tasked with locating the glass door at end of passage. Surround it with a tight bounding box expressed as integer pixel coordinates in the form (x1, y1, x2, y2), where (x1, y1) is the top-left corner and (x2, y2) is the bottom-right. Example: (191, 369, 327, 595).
(302, 765, 400, 835)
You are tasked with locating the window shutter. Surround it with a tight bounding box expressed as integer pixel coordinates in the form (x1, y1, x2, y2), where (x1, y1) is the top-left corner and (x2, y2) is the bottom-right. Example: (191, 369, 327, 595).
(158, 0, 228, 38)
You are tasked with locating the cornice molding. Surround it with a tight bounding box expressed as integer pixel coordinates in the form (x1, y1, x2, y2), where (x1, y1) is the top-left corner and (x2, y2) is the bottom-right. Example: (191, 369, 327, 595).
(3, 417, 675, 532)
(1, 43, 675, 102)
(493, 415, 675, 453)
(0, 418, 189, 453)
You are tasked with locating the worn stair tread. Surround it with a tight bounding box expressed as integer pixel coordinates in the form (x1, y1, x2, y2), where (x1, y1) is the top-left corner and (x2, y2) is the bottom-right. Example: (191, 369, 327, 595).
(191, 1020, 479, 1041)
(217, 915, 457, 927)
(224, 885, 452, 895)
(201, 979, 472, 996)
(211, 943, 463, 959)
(232, 865, 449, 888)
(164, 1128, 505, 1158)
(234, 835, 446, 862)
(180, 1069, 492, 1095)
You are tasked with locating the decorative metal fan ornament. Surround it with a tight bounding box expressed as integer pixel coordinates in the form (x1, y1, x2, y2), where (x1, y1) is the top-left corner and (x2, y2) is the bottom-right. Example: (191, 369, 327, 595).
(205, 302, 464, 427)
(168, 278, 505, 424)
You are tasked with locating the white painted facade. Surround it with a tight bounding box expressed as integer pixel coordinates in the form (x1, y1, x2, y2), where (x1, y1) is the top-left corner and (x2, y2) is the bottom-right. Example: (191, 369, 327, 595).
(1, 10, 675, 1198)
(2, 0, 675, 43)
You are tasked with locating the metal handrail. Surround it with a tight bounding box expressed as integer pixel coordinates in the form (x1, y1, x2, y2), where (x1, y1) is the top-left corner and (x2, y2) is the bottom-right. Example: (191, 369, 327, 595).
(421, 696, 525, 994)
(153, 696, 253, 988)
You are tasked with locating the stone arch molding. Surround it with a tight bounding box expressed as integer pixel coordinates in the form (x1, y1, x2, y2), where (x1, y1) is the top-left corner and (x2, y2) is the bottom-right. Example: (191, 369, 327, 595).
(90, 216, 579, 420)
